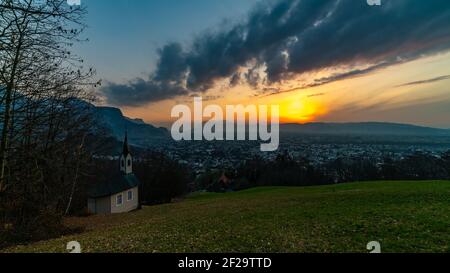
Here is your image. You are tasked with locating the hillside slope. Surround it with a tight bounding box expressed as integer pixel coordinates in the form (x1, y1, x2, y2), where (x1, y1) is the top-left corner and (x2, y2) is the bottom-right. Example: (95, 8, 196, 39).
(95, 106, 169, 147)
(280, 122, 450, 136)
(5, 181, 450, 253)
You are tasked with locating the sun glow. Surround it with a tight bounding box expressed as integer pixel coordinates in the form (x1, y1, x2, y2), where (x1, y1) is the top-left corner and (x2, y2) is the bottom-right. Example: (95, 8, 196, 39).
(278, 98, 326, 123)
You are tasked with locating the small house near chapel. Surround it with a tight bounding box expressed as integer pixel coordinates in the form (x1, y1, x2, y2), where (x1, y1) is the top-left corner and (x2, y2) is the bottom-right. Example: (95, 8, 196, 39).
(88, 133, 140, 214)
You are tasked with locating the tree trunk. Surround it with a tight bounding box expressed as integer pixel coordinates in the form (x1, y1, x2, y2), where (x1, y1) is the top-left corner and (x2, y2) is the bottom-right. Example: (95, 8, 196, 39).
(0, 36, 22, 192)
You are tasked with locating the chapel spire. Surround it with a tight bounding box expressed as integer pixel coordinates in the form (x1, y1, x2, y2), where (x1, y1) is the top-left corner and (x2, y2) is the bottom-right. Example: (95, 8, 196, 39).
(122, 131, 130, 156)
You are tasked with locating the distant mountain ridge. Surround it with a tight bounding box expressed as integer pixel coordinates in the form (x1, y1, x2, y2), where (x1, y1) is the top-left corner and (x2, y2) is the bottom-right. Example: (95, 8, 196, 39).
(280, 122, 450, 136)
(95, 106, 169, 147)
(92, 104, 450, 147)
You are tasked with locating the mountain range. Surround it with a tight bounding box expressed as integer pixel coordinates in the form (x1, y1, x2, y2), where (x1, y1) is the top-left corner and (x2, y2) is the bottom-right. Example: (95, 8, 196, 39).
(93, 105, 450, 147)
(279, 122, 450, 136)
(94, 106, 169, 147)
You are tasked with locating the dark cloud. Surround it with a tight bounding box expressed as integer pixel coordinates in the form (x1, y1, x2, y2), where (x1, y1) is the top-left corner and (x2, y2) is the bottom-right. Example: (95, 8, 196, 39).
(229, 72, 242, 87)
(153, 43, 188, 84)
(303, 60, 402, 88)
(396, 75, 450, 87)
(102, 0, 450, 106)
(100, 78, 187, 107)
(259, 61, 400, 97)
(245, 65, 263, 88)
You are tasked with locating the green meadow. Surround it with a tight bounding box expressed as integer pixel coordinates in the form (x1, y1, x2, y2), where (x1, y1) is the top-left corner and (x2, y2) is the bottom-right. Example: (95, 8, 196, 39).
(4, 181, 450, 253)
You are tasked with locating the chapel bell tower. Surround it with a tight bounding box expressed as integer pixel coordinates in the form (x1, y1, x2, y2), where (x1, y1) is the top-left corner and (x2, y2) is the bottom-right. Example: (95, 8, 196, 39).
(120, 132, 133, 175)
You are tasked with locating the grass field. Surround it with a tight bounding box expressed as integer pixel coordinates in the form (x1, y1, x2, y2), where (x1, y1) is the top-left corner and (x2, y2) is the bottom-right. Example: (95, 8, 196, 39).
(4, 181, 450, 253)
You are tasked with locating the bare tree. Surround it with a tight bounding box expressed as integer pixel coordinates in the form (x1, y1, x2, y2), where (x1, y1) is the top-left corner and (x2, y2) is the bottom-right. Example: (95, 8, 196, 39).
(0, 0, 95, 189)
(0, 0, 99, 245)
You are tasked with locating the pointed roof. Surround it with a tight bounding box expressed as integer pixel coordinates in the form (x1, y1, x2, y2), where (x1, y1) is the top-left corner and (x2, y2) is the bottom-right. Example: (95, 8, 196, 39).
(122, 131, 131, 156)
(88, 172, 140, 198)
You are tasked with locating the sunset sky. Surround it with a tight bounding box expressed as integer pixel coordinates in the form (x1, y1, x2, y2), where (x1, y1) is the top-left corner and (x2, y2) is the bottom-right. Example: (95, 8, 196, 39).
(75, 0, 450, 128)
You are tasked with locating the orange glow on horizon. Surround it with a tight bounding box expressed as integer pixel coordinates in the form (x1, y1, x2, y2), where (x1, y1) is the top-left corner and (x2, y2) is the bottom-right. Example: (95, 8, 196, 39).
(275, 97, 327, 124)
(121, 93, 329, 126)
